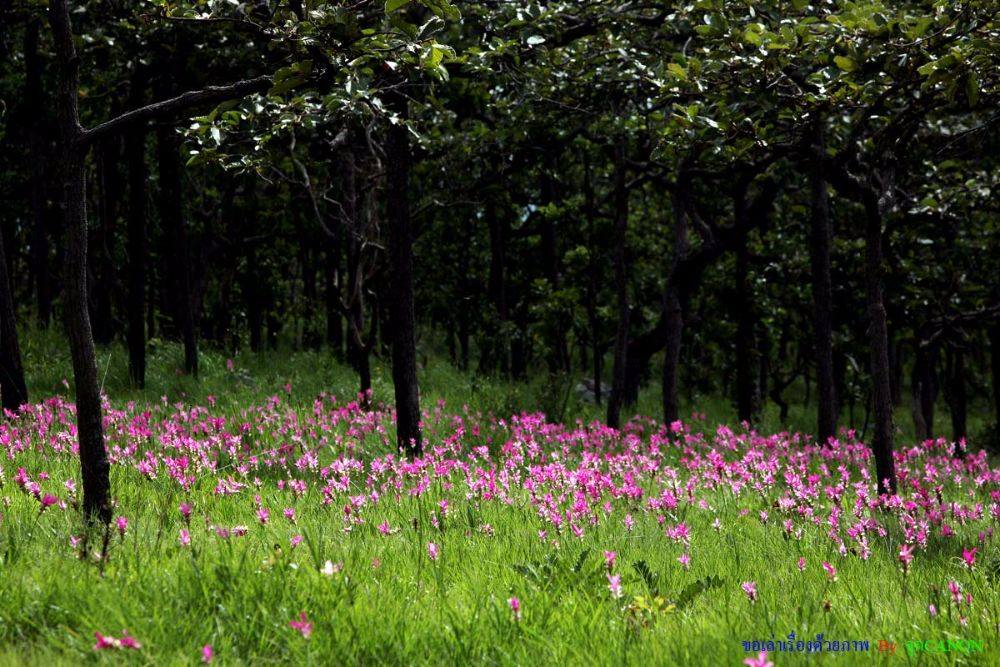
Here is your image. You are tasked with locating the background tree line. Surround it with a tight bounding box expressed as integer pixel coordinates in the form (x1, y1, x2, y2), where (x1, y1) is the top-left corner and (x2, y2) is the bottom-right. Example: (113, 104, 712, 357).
(0, 0, 998, 520)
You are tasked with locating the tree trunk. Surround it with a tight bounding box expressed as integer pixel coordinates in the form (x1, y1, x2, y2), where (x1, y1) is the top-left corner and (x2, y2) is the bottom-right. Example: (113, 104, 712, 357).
(662, 174, 691, 424)
(734, 232, 757, 423)
(485, 197, 510, 375)
(385, 91, 422, 455)
(809, 120, 838, 442)
(64, 152, 113, 522)
(125, 72, 148, 388)
(324, 240, 343, 356)
(0, 223, 28, 412)
(863, 194, 896, 493)
(911, 339, 937, 440)
(51, 0, 112, 523)
(606, 143, 630, 429)
(583, 154, 601, 403)
(156, 121, 198, 375)
(990, 323, 1000, 450)
(539, 167, 569, 373)
(945, 346, 967, 450)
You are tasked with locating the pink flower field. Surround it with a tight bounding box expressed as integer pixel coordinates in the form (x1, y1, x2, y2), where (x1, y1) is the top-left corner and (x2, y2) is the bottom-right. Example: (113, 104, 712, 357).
(1, 391, 997, 664)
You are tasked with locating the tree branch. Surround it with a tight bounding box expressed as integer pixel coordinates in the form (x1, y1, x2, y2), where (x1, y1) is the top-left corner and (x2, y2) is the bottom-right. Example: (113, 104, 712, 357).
(81, 76, 272, 146)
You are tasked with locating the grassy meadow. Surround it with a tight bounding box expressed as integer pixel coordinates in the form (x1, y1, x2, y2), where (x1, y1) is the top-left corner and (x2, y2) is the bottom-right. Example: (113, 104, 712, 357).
(0, 329, 997, 665)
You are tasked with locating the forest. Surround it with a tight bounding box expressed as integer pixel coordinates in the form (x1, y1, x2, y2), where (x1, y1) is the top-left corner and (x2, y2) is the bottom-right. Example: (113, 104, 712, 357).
(0, 1, 998, 665)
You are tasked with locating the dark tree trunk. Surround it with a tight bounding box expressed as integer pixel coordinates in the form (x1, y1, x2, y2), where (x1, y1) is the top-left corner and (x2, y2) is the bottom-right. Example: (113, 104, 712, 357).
(511, 313, 528, 380)
(24, 18, 53, 328)
(991, 324, 1000, 448)
(662, 174, 691, 424)
(63, 152, 112, 522)
(456, 220, 472, 371)
(267, 311, 280, 350)
(485, 197, 510, 375)
(911, 340, 937, 440)
(51, 0, 111, 522)
(324, 240, 343, 356)
(247, 269, 264, 353)
(606, 144, 630, 429)
(125, 72, 148, 388)
(156, 121, 198, 375)
(863, 194, 897, 493)
(583, 154, 601, 403)
(0, 223, 28, 412)
(734, 228, 757, 423)
(385, 91, 422, 455)
(945, 346, 967, 450)
(539, 167, 569, 373)
(809, 120, 838, 442)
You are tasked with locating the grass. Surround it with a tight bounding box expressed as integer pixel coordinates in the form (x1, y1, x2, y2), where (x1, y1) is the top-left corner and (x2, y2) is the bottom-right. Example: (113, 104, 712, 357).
(1, 329, 998, 665)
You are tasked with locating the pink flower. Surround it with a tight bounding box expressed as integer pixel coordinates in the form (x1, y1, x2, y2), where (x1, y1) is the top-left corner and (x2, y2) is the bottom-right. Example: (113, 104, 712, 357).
(115, 516, 128, 537)
(603, 551, 617, 570)
(290, 535, 303, 548)
(93, 631, 140, 651)
(744, 652, 773, 667)
(508, 597, 521, 620)
(257, 507, 270, 525)
(289, 612, 312, 638)
(928, 604, 937, 617)
(179, 529, 191, 546)
(741, 581, 757, 603)
(962, 546, 977, 569)
(428, 542, 440, 561)
(677, 553, 690, 570)
(39, 494, 59, 510)
(948, 580, 962, 603)
(378, 521, 392, 535)
(666, 522, 690, 544)
(179, 502, 192, 521)
(607, 573, 623, 599)
(284, 508, 297, 524)
(797, 557, 806, 572)
(202, 644, 214, 663)
(822, 561, 837, 581)
(899, 543, 914, 572)
(624, 514, 634, 531)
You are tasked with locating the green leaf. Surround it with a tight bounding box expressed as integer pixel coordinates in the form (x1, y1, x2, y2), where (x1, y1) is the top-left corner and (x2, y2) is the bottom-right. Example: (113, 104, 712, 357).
(385, 0, 410, 13)
(966, 71, 979, 107)
(834, 56, 858, 72)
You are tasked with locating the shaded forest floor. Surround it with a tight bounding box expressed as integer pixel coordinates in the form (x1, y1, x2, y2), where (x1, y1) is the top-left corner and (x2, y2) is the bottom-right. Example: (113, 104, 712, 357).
(18, 326, 997, 448)
(1, 330, 997, 665)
